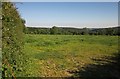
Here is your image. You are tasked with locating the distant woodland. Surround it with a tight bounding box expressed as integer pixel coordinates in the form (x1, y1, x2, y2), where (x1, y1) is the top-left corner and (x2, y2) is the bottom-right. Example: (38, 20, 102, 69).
(24, 26, 120, 35)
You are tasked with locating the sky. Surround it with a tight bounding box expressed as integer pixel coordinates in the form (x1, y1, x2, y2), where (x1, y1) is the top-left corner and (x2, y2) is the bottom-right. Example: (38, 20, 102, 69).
(15, 2, 118, 28)
(9, 0, 120, 2)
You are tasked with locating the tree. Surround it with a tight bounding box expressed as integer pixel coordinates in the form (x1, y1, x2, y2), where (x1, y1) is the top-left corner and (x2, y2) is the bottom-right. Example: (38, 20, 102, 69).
(50, 26, 59, 34)
(81, 27, 89, 35)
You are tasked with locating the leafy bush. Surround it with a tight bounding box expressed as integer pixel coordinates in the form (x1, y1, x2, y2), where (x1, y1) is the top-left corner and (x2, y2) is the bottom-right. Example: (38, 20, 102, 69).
(2, 2, 26, 77)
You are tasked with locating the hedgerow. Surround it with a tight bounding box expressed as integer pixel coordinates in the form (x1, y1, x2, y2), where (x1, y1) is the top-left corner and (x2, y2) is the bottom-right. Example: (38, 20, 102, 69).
(2, 2, 26, 77)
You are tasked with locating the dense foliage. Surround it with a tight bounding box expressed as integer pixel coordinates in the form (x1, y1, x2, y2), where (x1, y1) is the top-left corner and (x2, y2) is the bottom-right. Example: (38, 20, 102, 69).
(2, 2, 26, 77)
(0, 1, 2, 78)
(24, 26, 120, 35)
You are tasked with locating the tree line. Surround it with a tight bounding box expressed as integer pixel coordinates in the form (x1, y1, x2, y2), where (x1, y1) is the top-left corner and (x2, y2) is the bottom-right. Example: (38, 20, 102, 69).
(24, 26, 120, 36)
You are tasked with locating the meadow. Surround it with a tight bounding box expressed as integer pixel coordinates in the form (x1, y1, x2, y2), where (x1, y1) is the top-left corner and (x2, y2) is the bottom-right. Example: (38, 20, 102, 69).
(24, 34, 119, 78)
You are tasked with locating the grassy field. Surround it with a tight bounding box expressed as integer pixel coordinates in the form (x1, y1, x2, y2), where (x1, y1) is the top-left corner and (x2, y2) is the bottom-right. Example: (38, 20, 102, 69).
(24, 34, 119, 77)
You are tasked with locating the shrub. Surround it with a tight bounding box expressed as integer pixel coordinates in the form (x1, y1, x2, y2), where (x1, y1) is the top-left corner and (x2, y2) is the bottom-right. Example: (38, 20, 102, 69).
(2, 2, 25, 77)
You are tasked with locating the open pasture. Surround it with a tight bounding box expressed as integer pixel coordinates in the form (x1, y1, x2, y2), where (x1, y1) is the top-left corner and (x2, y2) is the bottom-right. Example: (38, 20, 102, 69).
(24, 34, 119, 77)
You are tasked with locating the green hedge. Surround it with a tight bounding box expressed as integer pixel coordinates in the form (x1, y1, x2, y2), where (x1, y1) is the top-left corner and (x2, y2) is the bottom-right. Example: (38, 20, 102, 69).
(2, 2, 25, 77)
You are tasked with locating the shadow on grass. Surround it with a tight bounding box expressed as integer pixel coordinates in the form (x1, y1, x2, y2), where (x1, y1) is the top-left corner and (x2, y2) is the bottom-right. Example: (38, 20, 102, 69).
(68, 52, 120, 79)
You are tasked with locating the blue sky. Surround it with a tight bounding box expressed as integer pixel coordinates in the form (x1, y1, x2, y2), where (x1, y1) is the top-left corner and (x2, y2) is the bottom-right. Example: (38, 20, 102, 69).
(16, 2, 118, 28)
(10, 0, 120, 2)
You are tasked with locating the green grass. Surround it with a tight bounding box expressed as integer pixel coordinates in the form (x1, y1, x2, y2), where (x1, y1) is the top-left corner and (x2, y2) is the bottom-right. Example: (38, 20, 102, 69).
(24, 34, 119, 77)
